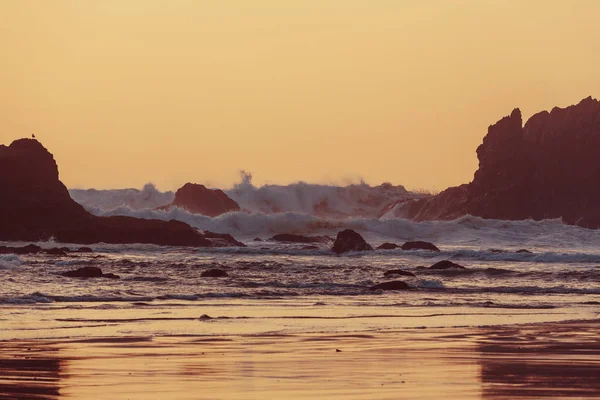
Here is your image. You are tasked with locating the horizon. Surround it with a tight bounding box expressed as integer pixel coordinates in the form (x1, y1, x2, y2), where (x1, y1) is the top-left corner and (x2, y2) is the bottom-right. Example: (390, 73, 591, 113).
(2, 1, 600, 192)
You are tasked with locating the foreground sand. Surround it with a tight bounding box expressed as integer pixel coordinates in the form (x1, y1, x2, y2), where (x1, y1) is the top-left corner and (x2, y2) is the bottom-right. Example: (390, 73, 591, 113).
(1, 320, 599, 400)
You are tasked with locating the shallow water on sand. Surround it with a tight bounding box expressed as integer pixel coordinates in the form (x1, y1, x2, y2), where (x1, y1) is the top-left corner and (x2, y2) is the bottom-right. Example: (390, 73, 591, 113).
(1, 322, 599, 400)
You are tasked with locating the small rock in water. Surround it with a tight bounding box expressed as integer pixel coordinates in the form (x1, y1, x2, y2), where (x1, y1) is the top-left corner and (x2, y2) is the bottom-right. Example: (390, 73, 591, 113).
(377, 243, 399, 250)
(516, 249, 532, 254)
(335, 349, 342, 352)
(253, 238, 263, 242)
(61, 266, 120, 279)
(429, 260, 465, 270)
(44, 247, 69, 256)
(332, 229, 373, 254)
(77, 247, 94, 253)
(201, 268, 228, 278)
(199, 314, 213, 320)
(370, 281, 411, 291)
(401, 241, 440, 252)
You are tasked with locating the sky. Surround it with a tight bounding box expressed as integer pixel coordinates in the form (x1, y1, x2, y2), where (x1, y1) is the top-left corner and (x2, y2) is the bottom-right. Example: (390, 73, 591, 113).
(1, 0, 599, 191)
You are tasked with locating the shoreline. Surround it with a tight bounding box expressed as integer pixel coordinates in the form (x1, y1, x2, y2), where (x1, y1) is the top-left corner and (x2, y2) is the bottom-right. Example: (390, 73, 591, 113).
(2, 319, 599, 399)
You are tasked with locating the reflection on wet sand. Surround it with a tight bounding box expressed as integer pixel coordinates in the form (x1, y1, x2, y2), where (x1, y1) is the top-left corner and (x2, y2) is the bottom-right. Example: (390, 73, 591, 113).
(479, 322, 600, 398)
(0, 343, 62, 400)
(0, 321, 598, 399)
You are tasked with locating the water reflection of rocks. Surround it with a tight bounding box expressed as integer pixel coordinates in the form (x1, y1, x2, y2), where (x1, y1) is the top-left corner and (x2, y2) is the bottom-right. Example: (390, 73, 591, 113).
(0, 343, 62, 400)
(479, 323, 600, 398)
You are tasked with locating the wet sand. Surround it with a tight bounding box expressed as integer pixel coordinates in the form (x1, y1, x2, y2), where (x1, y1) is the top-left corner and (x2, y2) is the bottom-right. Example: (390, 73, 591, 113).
(1, 320, 599, 399)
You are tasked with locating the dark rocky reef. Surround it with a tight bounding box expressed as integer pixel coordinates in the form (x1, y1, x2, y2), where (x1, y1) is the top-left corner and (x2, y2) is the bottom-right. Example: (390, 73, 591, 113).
(0, 139, 242, 247)
(429, 260, 465, 270)
(158, 182, 240, 217)
(376, 243, 399, 250)
(401, 241, 440, 252)
(400, 97, 600, 228)
(61, 266, 119, 279)
(370, 281, 411, 291)
(332, 229, 373, 254)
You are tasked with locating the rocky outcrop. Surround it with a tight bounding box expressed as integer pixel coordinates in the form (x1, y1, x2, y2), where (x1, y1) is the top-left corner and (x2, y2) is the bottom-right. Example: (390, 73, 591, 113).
(376, 243, 399, 250)
(400, 97, 600, 228)
(0, 139, 242, 247)
(401, 241, 440, 252)
(158, 183, 240, 217)
(331, 230, 373, 254)
(429, 260, 465, 270)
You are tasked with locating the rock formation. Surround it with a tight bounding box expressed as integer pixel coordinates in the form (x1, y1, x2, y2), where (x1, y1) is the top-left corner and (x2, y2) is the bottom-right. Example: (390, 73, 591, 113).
(398, 97, 600, 228)
(331, 229, 373, 254)
(158, 183, 240, 217)
(0, 139, 242, 247)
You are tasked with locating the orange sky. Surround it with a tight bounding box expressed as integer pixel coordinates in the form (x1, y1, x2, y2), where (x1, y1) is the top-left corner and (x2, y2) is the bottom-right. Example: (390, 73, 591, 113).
(1, 1, 599, 191)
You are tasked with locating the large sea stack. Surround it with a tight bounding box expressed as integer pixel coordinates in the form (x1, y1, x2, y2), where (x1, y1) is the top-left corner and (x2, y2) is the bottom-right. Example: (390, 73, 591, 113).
(398, 96, 600, 228)
(0, 139, 241, 246)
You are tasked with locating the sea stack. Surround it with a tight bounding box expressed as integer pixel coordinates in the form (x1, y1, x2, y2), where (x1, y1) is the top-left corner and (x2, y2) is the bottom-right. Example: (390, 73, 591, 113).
(0, 139, 242, 247)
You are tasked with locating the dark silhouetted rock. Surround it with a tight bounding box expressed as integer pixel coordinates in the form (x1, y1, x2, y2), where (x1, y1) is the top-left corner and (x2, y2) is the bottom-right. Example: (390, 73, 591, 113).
(253, 238, 263, 242)
(0, 244, 42, 254)
(370, 281, 411, 291)
(489, 249, 507, 253)
(331, 230, 373, 254)
(201, 268, 228, 278)
(401, 241, 440, 252)
(61, 266, 120, 279)
(429, 260, 465, 270)
(77, 247, 93, 253)
(44, 248, 68, 256)
(377, 243, 398, 250)
(301, 245, 319, 250)
(516, 249, 532, 254)
(0, 139, 243, 247)
(158, 183, 240, 217)
(269, 234, 331, 243)
(383, 269, 416, 277)
(401, 97, 600, 229)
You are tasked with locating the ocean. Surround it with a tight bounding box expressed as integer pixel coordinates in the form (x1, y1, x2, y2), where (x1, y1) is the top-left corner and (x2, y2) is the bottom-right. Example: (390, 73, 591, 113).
(2, 198, 599, 341)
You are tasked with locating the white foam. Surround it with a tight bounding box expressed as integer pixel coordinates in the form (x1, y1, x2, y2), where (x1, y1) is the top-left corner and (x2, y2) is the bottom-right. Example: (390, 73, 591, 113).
(0, 254, 22, 270)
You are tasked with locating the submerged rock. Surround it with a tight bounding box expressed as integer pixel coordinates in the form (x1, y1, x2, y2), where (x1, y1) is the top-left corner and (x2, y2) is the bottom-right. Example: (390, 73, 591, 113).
(61, 266, 120, 279)
(429, 260, 465, 270)
(370, 281, 411, 291)
(516, 249, 532, 254)
(377, 243, 399, 250)
(44, 248, 68, 256)
(201, 268, 229, 278)
(401, 241, 440, 252)
(383, 269, 416, 277)
(331, 230, 373, 254)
